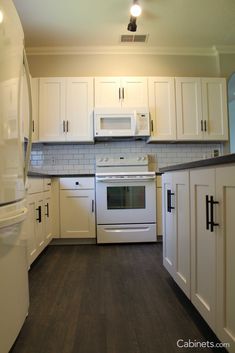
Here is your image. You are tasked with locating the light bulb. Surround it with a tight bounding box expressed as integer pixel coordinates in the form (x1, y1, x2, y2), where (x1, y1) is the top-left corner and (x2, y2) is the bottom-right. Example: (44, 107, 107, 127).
(0, 10, 4, 23)
(130, 4, 142, 17)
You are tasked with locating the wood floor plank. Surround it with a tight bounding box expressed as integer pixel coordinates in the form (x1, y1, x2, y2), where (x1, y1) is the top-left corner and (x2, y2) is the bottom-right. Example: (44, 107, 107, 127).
(10, 244, 227, 353)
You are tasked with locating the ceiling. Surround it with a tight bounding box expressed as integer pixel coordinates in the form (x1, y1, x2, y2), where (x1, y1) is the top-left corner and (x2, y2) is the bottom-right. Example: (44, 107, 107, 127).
(12, 0, 235, 51)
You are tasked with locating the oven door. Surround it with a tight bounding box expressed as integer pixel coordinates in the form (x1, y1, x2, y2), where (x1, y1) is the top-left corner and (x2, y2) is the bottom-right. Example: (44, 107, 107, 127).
(96, 176, 156, 224)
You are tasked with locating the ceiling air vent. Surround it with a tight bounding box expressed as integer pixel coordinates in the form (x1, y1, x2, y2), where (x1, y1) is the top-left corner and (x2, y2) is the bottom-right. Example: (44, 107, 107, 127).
(120, 34, 148, 43)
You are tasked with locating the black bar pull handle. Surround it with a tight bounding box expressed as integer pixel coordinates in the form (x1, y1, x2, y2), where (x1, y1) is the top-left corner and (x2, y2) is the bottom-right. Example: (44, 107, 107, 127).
(201, 120, 203, 131)
(45, 203, 49, 217)
(210, 196, 219, 232)
(36, 205, 42, 223)
(122, 87, 125, 100)
(66, 120, 69, 133)
(206, 195, 210, 230)
(151, 120, 154, 132)
(167, 189, 175, 213)
(63, 120, 65, 133)
(119, 88, 121, 100)
(204, 120, 207, 132)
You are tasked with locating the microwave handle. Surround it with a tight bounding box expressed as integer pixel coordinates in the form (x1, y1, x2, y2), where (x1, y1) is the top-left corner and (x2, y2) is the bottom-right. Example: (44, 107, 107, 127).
(132, 111, 137, 135)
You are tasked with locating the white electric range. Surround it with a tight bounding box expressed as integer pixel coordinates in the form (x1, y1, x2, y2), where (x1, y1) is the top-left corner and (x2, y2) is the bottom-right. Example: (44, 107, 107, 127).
(95, 154, 157, 243)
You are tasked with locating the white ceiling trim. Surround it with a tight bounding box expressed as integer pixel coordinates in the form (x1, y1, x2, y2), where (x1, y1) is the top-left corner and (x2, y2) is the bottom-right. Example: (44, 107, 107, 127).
(213, 45, 235, 54)
(26, 45, 219, 56)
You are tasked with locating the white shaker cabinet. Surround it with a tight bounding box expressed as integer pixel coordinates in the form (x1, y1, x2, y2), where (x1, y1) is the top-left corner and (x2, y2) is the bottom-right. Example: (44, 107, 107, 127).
(162, 170, 190, 297)
(176, 77, 203, 140)
(148, 77, 176, 141)
(190, 168, 216, 330)
(39, 77, 66, 141)
(216, 166, 235, 352)
(31, 78, 39, 142)
(201, 78, 228, 141)
(39, 77, 94, 142)
(176, 77, 228, 141)
(94, 76, 148, 108)
(25, 177, 53, 267)
(66, 77, 94, 142)
(59, 177, 96, 239)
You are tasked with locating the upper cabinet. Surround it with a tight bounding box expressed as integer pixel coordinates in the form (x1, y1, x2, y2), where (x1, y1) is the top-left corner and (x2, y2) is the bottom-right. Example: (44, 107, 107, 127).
(176, 77, 228, 141)
(39, 77, 94, 142)
(148, 77, 176, 141)
(94, 77, 148, 108)
(149, 77, 228, 142)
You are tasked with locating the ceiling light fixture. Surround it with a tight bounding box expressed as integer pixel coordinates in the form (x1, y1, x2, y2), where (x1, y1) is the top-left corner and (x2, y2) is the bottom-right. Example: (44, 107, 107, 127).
(0, 10, 4, 24)
(127, 1, 142, 32)
(130, 1, 142, 17)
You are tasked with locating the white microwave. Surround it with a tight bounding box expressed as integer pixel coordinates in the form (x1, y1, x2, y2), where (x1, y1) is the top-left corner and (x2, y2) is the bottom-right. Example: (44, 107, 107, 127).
(94, 107, 150, 137)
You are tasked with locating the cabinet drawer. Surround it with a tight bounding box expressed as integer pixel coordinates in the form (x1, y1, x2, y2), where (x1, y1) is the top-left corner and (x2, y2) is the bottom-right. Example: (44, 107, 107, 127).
(59, 177, 94, 190)
(44, 178, 52, 191)
(27, 178, 44, 194)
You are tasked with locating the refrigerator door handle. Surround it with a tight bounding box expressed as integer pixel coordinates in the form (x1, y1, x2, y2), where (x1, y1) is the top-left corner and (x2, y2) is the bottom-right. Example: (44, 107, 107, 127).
(0, 207, 28, 229)
(23, 48, 33, 185)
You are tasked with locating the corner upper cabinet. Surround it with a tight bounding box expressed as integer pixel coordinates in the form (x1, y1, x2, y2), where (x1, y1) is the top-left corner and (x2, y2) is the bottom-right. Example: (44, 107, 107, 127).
(39, 77, 94, 142)
(201, 78, 228, 141)
(176, 77, 228, 141)
(94, 77, 148, 108)
(148, 77, 176, 141)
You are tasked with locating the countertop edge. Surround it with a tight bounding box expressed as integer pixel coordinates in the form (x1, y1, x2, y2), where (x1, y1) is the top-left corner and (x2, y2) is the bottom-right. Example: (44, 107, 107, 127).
(159, 154, 235, 173)
(28, 172, 95, 178)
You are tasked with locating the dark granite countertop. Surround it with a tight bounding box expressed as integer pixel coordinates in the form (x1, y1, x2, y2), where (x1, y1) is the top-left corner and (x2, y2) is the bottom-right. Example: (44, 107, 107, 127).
(159, 153, 235, 173)
(28, 171, 95, 178)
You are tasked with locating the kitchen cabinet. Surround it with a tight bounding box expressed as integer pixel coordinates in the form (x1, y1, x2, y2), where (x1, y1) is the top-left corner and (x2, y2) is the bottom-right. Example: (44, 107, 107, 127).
(176, 77, 228, 141)
(162, 163, 235, 352)
(39, 77, 93, 142)
(216, 166, 235, 352)
(156, 175, 162, 237)
(59, 177, 96, 239)
(24, 177, 53, 266)
(94, 76, 148, 108)
(190, 168, 216, 329)
(162, 170, 190, 297)
(20, 73, 39, 142)
(148, 77, 176, 141)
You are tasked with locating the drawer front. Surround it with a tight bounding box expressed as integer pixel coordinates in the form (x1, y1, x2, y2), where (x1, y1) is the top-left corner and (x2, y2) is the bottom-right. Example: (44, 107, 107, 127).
(59, 177, 94, 190)
(27, 178, 44, 194)
(44, 178, 52, 191)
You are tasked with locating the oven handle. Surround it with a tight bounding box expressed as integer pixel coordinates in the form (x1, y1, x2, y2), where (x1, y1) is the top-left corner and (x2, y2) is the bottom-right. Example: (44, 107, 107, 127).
(96, 176, 156, 183)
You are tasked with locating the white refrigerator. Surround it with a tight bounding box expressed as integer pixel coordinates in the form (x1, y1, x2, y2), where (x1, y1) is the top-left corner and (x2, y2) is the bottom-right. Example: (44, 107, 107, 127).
(0, 1, 32, 352)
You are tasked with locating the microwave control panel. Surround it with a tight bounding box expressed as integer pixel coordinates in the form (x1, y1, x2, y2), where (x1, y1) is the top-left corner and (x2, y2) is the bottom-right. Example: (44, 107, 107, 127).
(136, 113, 150, 136)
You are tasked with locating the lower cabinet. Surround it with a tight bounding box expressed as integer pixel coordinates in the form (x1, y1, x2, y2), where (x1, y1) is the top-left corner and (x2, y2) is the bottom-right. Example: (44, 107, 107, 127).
(25, 178, 53, 267)
(163, 165, 235, 352)
(59, 177, 96, 239)
(162, 170, 190, 297)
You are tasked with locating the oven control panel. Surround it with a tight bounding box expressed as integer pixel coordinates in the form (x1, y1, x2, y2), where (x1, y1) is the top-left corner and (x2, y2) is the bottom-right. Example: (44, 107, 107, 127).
(96, 154, 149, 167)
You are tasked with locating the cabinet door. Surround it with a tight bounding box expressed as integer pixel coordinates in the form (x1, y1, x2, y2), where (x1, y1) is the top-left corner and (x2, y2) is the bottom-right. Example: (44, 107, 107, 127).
(121, 77, 148, 108)
(190, 168, 216, 330)
(25, 194, 38, 266)
(31, 78, 39, 142)
(35, 194, 45, 252)
(60, 189, 95, 238)
(66, 77, 94, 142)
(39, 78, 66, 141)
(201, 78, 228, 141)
(94, 77, 121, 107)
(216, 166, 235, 352)
(173, 171, 190, 297)
(162, 173, 175, 278)
(176, 77, 203, 140)
(44, 191, 52, 246)
(148, 77, 176, 141)
(162, 171, 190, 297)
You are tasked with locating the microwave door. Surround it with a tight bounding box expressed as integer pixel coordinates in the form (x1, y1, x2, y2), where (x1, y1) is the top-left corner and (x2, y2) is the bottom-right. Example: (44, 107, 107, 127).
(96, 114, 134, 137)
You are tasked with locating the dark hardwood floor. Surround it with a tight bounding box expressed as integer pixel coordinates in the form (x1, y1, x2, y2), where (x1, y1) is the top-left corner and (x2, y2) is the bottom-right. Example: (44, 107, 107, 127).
(11, 243, 226, 353)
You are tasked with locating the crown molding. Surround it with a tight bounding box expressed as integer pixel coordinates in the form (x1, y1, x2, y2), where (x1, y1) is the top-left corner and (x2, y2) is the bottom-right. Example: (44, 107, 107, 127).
(213, 45, 235, 54)
(26, 45, 218, 56)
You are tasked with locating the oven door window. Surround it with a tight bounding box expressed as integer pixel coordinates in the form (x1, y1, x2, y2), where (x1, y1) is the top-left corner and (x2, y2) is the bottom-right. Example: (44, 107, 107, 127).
(107, 186, 145, 209)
